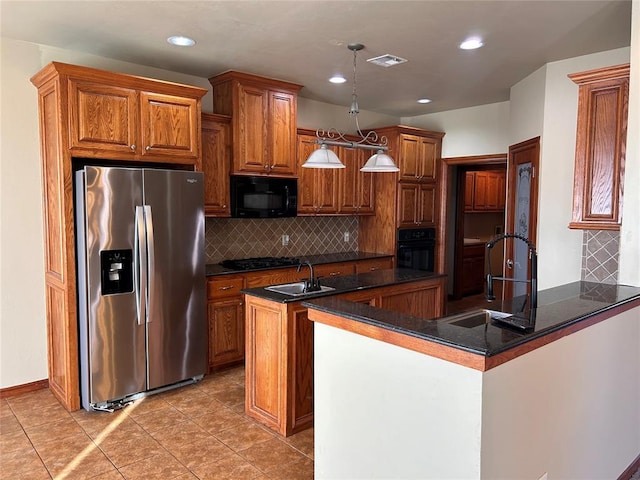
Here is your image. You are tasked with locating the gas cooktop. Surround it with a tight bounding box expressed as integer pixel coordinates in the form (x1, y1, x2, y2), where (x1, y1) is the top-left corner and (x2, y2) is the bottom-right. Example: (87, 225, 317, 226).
(220, 256, 301, 271)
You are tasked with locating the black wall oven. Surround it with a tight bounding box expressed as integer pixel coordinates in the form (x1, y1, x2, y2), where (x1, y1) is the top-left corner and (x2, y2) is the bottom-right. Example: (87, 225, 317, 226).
(397, 228, 436, 272)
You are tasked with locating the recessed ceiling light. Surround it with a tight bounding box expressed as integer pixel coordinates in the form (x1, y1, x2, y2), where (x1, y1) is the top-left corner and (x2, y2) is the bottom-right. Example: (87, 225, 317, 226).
(459, 37, 484, 50)
(167, 35, 196, 47)
(329, 75, 347, 84)
(417, 98, 432, 104)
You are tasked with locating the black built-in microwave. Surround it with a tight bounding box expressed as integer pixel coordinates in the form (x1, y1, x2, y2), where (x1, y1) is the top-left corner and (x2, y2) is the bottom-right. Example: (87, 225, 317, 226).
(230, 175, 297, 218)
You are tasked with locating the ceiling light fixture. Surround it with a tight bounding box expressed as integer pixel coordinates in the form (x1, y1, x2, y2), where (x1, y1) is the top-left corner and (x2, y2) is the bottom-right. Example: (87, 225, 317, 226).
(329, 75, 347, 84)
(167, 35, 196, 47)
(303, 43, 399, 173)
(459, 37, 484, 50)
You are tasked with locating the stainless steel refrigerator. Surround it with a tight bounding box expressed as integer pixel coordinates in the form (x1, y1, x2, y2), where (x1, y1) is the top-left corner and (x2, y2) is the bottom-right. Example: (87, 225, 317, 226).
(75, 166, 207, 411)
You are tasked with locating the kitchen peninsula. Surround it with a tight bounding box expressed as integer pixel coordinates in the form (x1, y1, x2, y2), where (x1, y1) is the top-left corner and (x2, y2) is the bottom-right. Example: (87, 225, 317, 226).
(304, 282, 640, 479)
(240, 268, 447, 437)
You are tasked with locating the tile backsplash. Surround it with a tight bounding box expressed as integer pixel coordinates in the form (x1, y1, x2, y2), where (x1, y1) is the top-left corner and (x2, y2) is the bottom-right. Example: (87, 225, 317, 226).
(581, 230, 620, 284)
(205, 216, 359, 263)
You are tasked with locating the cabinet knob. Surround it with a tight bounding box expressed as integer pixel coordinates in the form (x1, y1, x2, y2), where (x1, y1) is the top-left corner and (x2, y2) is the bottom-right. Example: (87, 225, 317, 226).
(264, 164, 269, 171)
(329, 272, 340, 276)
(145, 146, 151, 151)
(130, 144, 136, 151)
(222, 204, 227, 208)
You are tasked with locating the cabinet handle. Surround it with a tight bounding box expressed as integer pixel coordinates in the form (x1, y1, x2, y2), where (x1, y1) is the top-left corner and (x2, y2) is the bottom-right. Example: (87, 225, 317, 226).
(370, 267, 378, 271)
(218, 286, 234, 291)
(329, 272, 341, 276)
(145, 146, 151, 151)
(222, 204, 227, 208)
(130, 144, 136, 151)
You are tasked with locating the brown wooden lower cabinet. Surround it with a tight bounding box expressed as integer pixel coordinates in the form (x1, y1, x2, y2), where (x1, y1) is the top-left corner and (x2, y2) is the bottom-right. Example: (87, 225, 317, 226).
(244, 275, 446, 436)
(207, 256, 394, 371)
(462, 244, 486, 296)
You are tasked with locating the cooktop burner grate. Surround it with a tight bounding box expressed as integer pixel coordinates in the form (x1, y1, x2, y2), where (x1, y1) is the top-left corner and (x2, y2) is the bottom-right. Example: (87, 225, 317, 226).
(220, 256, 301, 271)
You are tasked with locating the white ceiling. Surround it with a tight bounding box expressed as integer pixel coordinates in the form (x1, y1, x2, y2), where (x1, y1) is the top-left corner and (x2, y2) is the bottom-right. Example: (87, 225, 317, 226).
(0, 1, 632, 117)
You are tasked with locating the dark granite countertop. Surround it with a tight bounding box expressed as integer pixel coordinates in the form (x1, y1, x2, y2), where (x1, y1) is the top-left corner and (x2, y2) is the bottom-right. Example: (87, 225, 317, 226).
(302, 281, 640, 357)
(242, 268, 445, 303)
(205, 251, 394, 277)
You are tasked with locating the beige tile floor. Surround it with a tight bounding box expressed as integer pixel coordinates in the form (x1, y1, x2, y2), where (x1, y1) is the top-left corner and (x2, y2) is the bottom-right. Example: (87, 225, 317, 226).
(0, 366, 314, 479)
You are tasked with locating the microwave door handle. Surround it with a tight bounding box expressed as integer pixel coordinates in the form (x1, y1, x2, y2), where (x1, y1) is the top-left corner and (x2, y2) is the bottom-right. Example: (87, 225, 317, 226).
(284, 185, 289, 210)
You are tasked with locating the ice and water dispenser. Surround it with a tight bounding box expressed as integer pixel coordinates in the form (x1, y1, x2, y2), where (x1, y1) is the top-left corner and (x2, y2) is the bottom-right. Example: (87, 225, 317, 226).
(100, 249, 133, 295)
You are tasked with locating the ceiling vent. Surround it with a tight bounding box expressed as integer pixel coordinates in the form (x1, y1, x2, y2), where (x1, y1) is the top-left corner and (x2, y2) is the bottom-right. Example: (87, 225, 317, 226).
(366, 54, 408, 67)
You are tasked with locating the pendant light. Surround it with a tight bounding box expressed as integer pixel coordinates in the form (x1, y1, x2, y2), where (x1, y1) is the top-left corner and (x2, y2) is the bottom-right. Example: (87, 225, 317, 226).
(302, 43, 399, 173)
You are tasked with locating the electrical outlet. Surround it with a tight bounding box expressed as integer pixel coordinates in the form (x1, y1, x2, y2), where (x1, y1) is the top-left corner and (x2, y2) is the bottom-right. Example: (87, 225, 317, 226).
(343, 232, 350, 242)
(282, 234, 289, 246)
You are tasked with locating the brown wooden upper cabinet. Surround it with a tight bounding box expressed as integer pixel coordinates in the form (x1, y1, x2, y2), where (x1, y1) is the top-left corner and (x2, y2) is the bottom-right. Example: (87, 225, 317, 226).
(398, 133, 438, 182)
(336, 146, 374, 215)
(200, 113, 232, 217)
(465, 170, 506, 212)
(210, 71, 302, 177)
(297, 131, 339, 214)
(69, 78, 202, 162)
(568, 63, 629, 230)
(30, 62, 207, 411)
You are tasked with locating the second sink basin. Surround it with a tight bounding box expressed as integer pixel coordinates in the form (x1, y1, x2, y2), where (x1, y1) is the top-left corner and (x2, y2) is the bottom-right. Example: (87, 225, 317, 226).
(443, 309, 513, 328)
(264, 281, 336, 297)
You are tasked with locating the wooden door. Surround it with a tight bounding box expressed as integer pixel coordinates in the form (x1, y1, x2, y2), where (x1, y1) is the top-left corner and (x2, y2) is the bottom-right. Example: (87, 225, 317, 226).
(397, 183, 418, 227)
(235, 84, 269, 173)
(418, 137, 437, 181)
(399, 134, 420, 181)
(139, 91, 199, 160)
(208, 298, 244, 369)
(68, 79, 138, 156)
(417, 184, 436, 226)
(268, 91, 297, 175)
(505, 137, 540, 299)
(201, 114, 231, 216)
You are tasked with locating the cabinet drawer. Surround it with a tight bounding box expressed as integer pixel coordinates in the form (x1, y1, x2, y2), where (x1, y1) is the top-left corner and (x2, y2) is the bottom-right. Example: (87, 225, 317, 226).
(356, 257, 393, 273)
(208, 276, 245, 299)
(314, 262, 356, 279)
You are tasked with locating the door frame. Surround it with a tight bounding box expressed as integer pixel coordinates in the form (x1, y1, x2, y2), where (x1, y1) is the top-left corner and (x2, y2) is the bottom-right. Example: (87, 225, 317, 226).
(504, 137, 540, 299)
(437, 153, 507, 299)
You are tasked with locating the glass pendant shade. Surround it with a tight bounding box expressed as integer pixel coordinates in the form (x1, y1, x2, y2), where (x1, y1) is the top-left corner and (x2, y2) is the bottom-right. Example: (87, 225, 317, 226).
(302, 144, 346, 169)
(360, 150, 400, 172)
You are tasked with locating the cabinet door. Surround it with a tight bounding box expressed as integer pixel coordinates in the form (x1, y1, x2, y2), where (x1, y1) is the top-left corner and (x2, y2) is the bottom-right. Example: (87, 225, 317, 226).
(398, 134, 421, 181)
(464, 172, 475, 212)
(417, 184, 436, 226)
(314, 262, 356, 279)
(268, 91, 297, 176)
(473, 171, 488, 210)
(337, 148, 374, 214)
(235, 84, 269, 173)
(208, 297, 244, 369)
(139, 92, 199, 160)
(378, 282, 444, 319)
(290, 306, 314, 432)
(418, 137, 437, 181)
(397, 183, 418, 227)
(68, 79, 138, 155)
(296, 133, 337, 214)
(485, 172, 501, 211)
(201, 114, 231, 216)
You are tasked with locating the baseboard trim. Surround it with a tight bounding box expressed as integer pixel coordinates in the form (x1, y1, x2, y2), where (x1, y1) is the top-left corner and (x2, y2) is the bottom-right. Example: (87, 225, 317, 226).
(619, 452, 640, 480)
(0, 379, 49, 398)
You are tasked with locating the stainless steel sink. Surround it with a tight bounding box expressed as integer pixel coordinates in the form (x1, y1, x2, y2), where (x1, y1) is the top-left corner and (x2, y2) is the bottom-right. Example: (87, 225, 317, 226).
(443, 309, 513, 328)
(264, 281, 336, 297)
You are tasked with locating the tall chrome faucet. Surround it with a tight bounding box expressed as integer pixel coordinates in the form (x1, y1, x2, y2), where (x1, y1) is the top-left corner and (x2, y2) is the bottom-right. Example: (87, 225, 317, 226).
(297, 261, 320, 292)
(486, 233, 538, 329)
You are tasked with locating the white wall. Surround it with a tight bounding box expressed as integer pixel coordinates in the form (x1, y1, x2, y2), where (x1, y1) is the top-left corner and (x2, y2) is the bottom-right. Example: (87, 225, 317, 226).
(297, 97, 399, 134)
(403, 101, 510, 158)
(620, 0, 640, 286)
(536, 48, 630, 289)
(482, 306, 640, 478)
(314, 323, 483, 479)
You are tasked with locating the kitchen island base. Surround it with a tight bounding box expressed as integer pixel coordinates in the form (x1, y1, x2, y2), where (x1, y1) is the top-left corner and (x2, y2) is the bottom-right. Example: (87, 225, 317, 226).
(309, 301, 640, 479)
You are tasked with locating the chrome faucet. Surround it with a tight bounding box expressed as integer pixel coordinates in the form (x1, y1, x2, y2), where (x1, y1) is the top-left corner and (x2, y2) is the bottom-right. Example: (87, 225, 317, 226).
(485, 233, 538, 329)
(297, 261, 320, 292)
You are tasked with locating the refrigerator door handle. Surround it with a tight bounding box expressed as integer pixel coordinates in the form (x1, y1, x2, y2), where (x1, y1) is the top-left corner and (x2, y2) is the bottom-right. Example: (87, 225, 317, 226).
(135, 206, 148, 325)
(143, 205, 155, 324)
